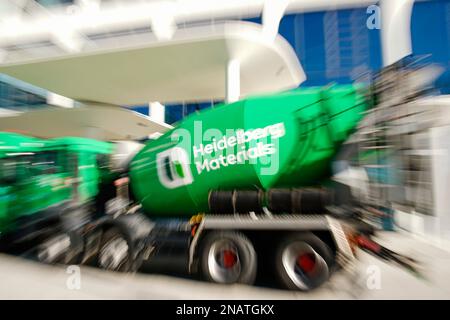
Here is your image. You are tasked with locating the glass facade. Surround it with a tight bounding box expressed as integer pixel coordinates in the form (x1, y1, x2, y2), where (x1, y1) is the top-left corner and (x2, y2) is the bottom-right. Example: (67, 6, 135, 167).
(35, 0, 74, 7)
(129, 101, 223, 125)
(281, 0, 450, 91)
(0, 76, 47, 111)
(164, 101, 222, 125)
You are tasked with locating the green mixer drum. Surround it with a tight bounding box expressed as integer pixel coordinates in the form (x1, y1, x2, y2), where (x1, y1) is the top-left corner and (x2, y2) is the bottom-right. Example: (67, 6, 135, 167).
(130, 85, 367, 216)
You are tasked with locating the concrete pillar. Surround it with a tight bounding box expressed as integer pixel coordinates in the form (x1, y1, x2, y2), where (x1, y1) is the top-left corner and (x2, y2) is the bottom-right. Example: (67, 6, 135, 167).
(262, 0, 289, 41)
(225, 59, 240, 103)
(380, 0, 414, 66)
(149, 101, 166, 123)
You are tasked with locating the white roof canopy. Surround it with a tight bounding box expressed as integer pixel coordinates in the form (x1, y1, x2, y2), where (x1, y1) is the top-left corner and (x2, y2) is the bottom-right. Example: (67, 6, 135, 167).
(0, 22, 304, 105)
(0, 104, 172, 140)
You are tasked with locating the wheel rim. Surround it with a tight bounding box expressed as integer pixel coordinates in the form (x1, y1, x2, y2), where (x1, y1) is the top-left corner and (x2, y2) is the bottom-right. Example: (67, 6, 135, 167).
(207, 239, 242, 283)
(99, 237, 129, 271)
(281, 242, 329, 290)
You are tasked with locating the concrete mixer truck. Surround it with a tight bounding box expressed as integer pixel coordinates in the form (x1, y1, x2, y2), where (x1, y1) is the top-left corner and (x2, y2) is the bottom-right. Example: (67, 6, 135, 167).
(0, 84, 373, 291)
(125, 84, 368, 290)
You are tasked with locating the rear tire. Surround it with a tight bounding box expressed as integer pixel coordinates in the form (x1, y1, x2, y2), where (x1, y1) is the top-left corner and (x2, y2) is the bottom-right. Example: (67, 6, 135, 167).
(199, 231, 257, 285)
(97, 227, 134, 272)
(275, 232, 334, 291)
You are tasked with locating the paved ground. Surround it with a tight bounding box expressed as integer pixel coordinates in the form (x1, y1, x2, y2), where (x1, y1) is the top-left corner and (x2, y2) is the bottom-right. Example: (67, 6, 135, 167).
(0, 230, 449, 299)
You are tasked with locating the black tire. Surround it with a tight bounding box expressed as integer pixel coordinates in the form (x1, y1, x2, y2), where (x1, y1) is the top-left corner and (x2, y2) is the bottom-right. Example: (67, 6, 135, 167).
(97, 227, 134, 272)
(275, 232, 334, 291)
(199, 231, 257, 285)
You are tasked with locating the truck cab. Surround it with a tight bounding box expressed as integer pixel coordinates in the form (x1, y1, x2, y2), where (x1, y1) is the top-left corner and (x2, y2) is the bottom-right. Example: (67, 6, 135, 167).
(0, 132, 72, 235)
(49, 136, 114, 207)
(0, 132, 114, 262)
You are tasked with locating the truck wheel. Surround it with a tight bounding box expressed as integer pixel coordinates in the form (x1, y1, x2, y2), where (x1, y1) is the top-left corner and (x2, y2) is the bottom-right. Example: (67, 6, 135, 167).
(199, 231, 257, 285)
(275, 232, 334, 291)
(97, 228, 133, 272)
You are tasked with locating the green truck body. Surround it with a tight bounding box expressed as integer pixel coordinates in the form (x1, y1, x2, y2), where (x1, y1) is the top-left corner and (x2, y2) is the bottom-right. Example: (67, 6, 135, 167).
(0, 85, 367, 227)
(0, 84, 371, 291)
(0, 133, 113, 233)
(130, 85, 367, 216)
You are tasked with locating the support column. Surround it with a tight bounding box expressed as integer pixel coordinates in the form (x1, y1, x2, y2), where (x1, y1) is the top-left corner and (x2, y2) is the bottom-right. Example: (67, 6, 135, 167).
(149, 101, 166, 123)
(380, 0, 414, 66)
(262, 0, 289, 42)
(225, 59, 240, 103)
